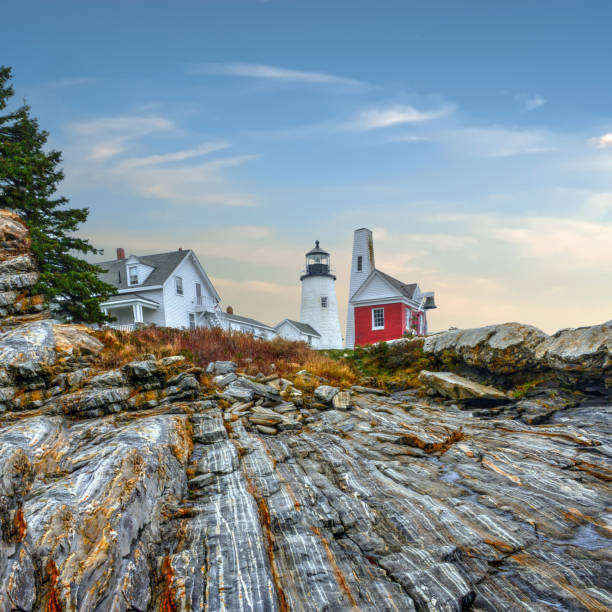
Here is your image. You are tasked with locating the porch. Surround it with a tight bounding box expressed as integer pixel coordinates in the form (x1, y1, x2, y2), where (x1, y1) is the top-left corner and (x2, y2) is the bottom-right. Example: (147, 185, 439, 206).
(100, 294, 160, 331)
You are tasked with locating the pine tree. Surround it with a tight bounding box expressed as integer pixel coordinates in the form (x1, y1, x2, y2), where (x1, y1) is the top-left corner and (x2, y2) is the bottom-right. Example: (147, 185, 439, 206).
(0, 66, 115, 323)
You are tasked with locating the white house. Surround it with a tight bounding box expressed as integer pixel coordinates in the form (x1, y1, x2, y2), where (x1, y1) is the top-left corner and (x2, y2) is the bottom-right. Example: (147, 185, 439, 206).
(275, 319, 321, 346)
(98, 247, 223, 331)
(219, 310, 277, 340)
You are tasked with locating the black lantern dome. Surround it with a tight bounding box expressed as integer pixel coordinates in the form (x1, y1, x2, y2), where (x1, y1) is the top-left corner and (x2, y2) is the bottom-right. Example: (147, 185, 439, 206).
(301, 241, 336, 280)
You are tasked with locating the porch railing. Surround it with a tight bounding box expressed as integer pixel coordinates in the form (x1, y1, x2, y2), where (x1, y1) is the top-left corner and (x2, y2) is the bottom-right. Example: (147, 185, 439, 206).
(105, 323, 136, 332)
(192, 295, 217, 312)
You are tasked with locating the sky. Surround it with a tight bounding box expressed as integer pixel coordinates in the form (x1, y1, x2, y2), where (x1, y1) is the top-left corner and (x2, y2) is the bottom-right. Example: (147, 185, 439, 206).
(3, 0, 612, 334)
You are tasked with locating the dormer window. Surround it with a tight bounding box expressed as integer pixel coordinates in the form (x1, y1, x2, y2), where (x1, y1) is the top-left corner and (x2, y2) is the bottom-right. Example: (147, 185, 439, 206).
(128, 265, 138, 286)
(175, 276, 183, 296)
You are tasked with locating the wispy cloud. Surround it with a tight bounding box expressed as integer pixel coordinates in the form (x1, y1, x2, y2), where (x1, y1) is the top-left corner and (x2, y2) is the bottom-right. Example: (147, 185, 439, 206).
(348, 103, 455, 130)
(65, 113, 257, 206)
(69, 115, 174, 161)
(119, 142, 229, 168)
(515, 93, 547, 112)
(191, 62, 365, 87)
(590, 132, 612, 148)
(445, 127, 555, 158)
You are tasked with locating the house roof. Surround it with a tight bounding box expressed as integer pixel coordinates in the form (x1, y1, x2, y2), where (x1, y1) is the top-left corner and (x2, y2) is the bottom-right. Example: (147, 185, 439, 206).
(98, 250, 190, 290)
(101, 293, 160, 307)
(276, 319, 321, 337)
(221, 312, 276, 331)
(375, 270, 418, 300)
(351, 269, 435, 307)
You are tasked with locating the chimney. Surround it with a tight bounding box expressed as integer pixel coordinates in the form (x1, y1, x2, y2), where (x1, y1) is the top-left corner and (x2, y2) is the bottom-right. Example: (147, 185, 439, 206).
(178, 247, 183, 252)
(116, 247, 125, 260)
(226, 305, 234, 314)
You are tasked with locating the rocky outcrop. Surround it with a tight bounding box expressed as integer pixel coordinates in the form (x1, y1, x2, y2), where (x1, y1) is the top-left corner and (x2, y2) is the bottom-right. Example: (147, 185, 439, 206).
(0, 210, 611, 611)
(0, 210, 47, 328)
(424, 321, 612, 388)
(418, 370, 510, 403)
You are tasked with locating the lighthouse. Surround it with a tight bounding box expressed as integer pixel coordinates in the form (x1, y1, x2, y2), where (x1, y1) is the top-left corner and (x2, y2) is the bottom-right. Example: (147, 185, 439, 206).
(299, 241, 343, 349)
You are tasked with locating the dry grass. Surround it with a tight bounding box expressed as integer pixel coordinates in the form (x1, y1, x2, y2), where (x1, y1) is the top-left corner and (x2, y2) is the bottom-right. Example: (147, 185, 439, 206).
(92, 326, 359, 387)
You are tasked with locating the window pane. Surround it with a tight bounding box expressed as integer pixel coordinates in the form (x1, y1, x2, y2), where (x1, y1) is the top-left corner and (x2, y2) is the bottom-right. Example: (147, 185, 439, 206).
(357, 256, 362, 271)
(321, 296, 328, 307)
(373, 308, 384, 328)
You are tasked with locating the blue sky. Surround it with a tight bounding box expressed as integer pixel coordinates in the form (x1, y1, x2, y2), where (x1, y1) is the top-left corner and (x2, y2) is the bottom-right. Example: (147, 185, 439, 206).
(3, 0, 612, 332)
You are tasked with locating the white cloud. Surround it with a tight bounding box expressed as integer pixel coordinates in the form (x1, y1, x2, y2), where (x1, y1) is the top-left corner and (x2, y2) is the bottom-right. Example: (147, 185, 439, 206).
(64, 113, 258, 206)
(69, 115, 174, 161)
(349, 104, 455, 131)
(110, 155, 260, 206)
(446, 127, 555, 157)
(590, 133, 612, 148)
(119, 142, 229, 168)
(489, 216, 612, 266)
(192, 62, 365, 87)
(515, 93, 547, 112)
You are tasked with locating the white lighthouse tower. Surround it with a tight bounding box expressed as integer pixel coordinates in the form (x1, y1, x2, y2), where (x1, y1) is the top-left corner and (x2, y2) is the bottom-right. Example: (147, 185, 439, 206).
(299, 241, 343, 349)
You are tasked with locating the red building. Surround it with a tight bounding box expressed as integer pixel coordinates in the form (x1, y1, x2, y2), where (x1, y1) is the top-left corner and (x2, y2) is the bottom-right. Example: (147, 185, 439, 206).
(345, 229, 436, 348)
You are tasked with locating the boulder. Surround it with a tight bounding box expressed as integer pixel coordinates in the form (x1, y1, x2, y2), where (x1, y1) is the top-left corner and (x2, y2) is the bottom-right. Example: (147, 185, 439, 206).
(332, 390, 352, 410)
(314, 385, 339, 404)
(418, 370, 509, 403)
(535, 320, 612, 375)
(424, 322, 548, 374)
(206, 361, 237, 375)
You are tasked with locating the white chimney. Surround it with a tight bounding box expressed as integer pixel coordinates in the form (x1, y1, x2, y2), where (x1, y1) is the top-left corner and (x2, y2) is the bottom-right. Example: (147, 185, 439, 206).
(345, 228, 375, 349)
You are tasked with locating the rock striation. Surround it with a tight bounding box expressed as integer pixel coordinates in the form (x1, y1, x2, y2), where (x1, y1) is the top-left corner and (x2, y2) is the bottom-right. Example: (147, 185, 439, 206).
(0, 211, 611, 611)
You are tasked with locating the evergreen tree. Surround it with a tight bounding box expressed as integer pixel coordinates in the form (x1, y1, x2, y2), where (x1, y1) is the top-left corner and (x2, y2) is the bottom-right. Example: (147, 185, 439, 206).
(0, 66, 114, 323)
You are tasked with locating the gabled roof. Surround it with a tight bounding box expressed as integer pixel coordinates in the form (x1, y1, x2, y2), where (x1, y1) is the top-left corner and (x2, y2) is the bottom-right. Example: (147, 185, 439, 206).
(98, 250, 190, 290)
(97, 250, 220, 302)
(350, 268, 424, 304)
(376, 270, 418, 300)
(275, 318, 321, 338)
(221, 312, 276, 331)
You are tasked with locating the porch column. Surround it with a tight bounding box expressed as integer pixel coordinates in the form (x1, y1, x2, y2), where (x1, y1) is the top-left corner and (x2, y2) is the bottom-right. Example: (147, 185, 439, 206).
(132, 302, 144, 324)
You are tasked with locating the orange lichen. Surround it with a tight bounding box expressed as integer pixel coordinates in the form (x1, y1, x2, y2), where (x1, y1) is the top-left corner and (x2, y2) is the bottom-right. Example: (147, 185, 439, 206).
(169, 416, 194, 464)
(45, 559, 62, 612)
(481, 458, 522, 485)
(159, 556, 178, 612)
(14, 508, 27, 541)
(310, 526, 359, 610)
(512, 553, 611, 612)
(244, 475, 289, 612)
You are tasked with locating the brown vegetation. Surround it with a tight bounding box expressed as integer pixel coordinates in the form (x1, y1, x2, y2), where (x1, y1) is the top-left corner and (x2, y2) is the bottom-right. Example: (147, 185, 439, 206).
(93, 326, 358, 387)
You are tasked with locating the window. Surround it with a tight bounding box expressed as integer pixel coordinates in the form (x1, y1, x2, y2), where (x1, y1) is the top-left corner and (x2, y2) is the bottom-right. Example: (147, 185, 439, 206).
(372, 307, 385, 329)
(357, 255, 363, 271)
(117, 270, 122, 284)
(175, 276, 183, 295)
(321, 296, 328, 308)
(188, 313, 196, 329)
(128, 265, 138, 286)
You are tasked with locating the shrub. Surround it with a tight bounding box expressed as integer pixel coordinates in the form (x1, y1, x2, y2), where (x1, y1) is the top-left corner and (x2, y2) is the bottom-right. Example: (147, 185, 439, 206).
(93, 326, 359, 387)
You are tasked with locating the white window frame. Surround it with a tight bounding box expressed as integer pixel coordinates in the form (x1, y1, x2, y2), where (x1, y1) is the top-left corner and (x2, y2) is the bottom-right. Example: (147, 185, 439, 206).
(128, 265, 139, 286)
(372, 307, 385, 330)
(175, 276, 184, 296)
(321, 296, 328, 308)
(357, 255, 363, 271)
